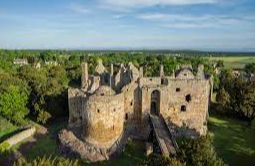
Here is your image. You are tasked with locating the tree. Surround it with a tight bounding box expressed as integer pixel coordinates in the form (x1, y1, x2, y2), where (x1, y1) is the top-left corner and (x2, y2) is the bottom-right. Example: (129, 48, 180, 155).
(216, 88, 230, 111)
(239, 81, 255, 125)
(138, 154, 184, 166)
(179, 135, 226, 166)
(0, 85, 29, 125)
(244, 63, 255, 74)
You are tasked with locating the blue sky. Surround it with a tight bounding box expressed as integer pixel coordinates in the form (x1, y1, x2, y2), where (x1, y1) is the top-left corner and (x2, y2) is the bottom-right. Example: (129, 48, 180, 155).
(0, 0, 255, 51)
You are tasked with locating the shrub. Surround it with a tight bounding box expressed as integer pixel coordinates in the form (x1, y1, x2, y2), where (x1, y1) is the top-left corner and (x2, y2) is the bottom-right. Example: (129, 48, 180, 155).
(138, 154, 184, 166)
(178, 135, 227, 166)
(13, 156, 81, 166)
(0, 141, 10, 153)
(37, 111, 52, 124)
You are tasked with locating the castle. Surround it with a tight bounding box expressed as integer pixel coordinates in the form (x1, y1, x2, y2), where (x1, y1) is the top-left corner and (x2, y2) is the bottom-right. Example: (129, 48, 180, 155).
(59, 60, 212, 161)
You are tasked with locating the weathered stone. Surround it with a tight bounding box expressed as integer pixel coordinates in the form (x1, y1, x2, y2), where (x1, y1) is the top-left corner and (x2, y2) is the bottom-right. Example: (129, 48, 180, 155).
(145, 142, 153, 156)
(61, 60, 211, 162)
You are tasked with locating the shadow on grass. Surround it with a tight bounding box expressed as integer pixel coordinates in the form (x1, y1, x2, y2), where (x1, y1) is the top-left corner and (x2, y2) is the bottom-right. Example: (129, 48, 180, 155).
(209, 115, 255, 166)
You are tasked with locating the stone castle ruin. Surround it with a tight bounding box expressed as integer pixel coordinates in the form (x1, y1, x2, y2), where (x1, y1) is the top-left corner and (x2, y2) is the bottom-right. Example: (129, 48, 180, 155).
(58, 60, 212, 161)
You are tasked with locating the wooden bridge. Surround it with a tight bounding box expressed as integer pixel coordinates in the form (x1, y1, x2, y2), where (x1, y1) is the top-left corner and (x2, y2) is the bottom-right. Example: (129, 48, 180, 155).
(149, 114, 178, 156)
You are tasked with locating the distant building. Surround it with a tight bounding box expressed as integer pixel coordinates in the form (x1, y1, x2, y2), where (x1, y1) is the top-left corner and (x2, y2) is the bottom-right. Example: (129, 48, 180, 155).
(232, 70, 241, 78)
(45, 61, 58, 66)
(13, 58, 28, 66)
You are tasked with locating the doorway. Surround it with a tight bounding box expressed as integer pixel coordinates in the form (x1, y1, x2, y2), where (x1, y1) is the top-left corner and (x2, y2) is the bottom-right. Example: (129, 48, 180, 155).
(150, 90, 160, 116)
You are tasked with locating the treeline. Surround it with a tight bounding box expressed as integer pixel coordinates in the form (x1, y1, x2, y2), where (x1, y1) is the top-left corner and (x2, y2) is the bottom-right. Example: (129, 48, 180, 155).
(215, 64, 255, 125)
(2, 49, 255, 127)
(0, 50, 217, 126)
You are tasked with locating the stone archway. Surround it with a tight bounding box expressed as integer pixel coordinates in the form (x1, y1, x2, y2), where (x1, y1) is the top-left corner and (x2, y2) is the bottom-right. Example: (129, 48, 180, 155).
(150, 90, 160, 116)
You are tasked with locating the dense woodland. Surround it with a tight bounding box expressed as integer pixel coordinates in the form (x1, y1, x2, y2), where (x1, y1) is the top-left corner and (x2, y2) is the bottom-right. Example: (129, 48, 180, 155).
(1, 50, 255, 165)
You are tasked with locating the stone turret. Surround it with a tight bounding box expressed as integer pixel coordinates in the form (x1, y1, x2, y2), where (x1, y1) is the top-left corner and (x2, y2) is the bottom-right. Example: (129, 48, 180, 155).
(196, 64, 205, 79)
(139, 67, 143, 78)
(128, 62, 139, 81)
(160, 65, 164, 77)
(95, 59, 107, 75)
(110, 64, 114, 88)
(81, 62, 88, 89)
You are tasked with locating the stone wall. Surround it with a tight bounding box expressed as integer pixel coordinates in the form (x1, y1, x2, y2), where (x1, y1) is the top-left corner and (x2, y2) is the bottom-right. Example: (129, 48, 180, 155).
(87, 76, 100, 93)
(140, 77, 162, 86)
(164, 79, 210, 136)
(4, 127, 36, 147)
(65, 62, 211, 162)
(68, 88, 85, 128)
(115, 65, 131, 92)
(82, 93, 125, 148)
(122, 82, 141, 135)
(140, 78, 210, 137)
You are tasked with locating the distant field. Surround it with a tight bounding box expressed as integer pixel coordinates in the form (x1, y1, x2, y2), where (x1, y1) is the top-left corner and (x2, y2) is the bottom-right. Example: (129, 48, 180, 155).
(207, 56, 255, 69)
(209, 115, 255, 166)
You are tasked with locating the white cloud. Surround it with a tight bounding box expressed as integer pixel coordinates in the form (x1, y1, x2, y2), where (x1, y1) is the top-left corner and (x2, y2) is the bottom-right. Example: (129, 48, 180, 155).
(102, 0, 217, 9)
(138, 13, 170, 20)
(137, 13, 212, 21)
(162, 22, 217, 28)
(136, 13, 255, 29)
(69, 4, 90, 14)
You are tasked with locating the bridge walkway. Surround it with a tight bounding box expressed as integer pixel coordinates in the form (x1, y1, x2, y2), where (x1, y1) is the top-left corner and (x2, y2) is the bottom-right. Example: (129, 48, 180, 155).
(149, 114, 177, 156)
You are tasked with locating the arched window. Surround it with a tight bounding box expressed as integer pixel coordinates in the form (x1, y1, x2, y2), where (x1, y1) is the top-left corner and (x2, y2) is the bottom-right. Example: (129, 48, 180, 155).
(125, 113, 128, 120)
(151, 90, 160, 116)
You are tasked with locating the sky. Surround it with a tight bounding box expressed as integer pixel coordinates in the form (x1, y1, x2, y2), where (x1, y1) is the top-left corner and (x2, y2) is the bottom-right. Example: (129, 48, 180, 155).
(0, 0, 255, 51)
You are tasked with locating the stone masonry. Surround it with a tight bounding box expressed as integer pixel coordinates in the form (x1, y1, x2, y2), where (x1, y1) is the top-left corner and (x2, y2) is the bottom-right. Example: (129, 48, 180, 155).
(59, 60, 211, 162)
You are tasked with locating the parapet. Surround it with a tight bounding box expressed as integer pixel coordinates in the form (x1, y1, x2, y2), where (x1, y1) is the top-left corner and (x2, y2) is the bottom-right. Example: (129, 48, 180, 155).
(94, 85, 116, 96)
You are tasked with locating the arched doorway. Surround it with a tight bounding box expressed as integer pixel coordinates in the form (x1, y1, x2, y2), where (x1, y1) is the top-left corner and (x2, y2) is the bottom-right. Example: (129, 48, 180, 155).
(150, 90, 160, 116)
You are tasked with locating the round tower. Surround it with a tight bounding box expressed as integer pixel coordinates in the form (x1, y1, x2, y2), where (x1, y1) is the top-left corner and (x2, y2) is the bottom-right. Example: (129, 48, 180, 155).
(82, 86, 125, 148)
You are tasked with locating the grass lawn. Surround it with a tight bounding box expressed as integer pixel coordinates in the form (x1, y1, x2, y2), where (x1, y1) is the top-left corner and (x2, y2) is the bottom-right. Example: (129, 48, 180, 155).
(94, 140, 146, 166)
(208, 56, 255, 69)
(0, 116, 19, 142)
(23, 120, 146, 166)
(209, 115, 255, 166)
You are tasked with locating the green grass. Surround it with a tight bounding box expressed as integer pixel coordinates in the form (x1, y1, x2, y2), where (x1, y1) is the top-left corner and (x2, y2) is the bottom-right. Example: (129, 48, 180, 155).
(23, 120, 146, 166)
(0, 116, 19, 142)
(94, 140, 146, 166)
(25, 121, 66, 160)
(209, 115, 255, 166)
(20, 114, 255, 166)
(208, 56, 255, 69)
